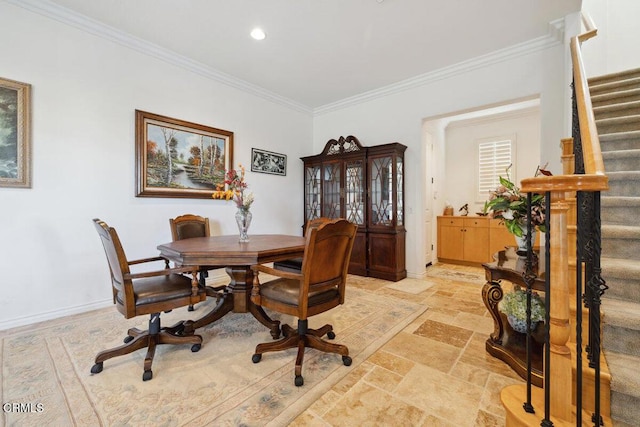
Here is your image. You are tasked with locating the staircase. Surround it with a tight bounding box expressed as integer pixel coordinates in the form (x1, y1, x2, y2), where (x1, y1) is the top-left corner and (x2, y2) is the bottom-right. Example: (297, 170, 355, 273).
(590, 67, 640, 426)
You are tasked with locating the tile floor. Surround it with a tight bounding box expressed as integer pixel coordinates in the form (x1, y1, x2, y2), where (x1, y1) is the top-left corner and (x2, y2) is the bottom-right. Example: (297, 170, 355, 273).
(291, 263, 525, 427)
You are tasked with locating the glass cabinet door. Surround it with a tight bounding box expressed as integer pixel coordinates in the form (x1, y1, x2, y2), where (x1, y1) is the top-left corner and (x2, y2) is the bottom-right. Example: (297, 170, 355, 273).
(322, 162, 341, 219)
(396, 156, 403, 226)
(369, 156, 394, 226)
(345, 160, 365, 225)
(304, 165, 321, 220)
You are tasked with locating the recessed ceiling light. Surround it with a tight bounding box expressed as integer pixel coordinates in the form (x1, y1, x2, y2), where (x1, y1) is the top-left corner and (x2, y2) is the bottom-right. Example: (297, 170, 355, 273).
(250, 28, 266, 40)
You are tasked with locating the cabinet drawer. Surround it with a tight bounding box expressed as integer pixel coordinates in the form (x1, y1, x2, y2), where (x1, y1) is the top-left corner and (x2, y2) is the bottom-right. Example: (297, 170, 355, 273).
(490, 219, 506, 229)
(438, 217, 464, 227)
(463, 217, 488, 228)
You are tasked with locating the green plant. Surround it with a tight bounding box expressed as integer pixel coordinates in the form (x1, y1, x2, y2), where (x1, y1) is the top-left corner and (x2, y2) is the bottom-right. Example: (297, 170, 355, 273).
(501, 285, 545, 323)
(485, 165, 546, 237)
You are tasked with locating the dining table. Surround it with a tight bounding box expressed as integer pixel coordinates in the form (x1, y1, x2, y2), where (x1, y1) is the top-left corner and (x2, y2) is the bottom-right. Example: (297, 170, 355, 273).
(157, 234, 306, 337)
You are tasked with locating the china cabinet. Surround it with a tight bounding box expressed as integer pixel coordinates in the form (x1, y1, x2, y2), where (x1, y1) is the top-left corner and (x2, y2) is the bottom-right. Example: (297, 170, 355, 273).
(302, 136, 406, 281)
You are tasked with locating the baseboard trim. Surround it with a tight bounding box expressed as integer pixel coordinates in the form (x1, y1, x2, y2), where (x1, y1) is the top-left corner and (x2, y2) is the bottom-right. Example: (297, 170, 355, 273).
(0, 299, 113, 332)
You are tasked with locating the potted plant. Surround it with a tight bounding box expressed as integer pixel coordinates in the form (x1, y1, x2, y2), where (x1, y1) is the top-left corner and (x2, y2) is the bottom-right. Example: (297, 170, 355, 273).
(486, 165, 546, 253)
(501, 285, 546, 335)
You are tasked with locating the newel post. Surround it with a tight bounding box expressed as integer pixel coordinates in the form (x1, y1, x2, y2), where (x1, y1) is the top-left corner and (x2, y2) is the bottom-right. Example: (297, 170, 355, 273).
(547, 190, 573, 421)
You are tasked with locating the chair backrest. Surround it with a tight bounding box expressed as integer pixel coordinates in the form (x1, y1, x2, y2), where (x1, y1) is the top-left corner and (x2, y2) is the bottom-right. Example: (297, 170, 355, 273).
(170, 214, 210, 241)
(93, 219, 135, 316)
(300, 219, 357, 311)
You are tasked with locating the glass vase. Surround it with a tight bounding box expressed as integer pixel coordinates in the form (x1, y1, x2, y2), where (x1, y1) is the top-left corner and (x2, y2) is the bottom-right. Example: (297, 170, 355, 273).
(235, 208, 252, 242)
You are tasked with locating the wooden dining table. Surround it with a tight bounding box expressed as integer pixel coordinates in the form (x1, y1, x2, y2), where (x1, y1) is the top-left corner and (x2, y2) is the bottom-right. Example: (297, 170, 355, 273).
(157, 234, 306, 337)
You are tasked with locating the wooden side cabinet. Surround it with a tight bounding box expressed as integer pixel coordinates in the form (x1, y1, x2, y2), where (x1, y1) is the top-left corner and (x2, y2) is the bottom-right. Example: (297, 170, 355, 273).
(437, 216, 537, 265)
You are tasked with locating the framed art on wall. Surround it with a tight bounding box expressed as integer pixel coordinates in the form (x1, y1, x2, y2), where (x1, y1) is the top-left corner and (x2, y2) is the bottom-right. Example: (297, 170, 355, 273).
(0, 77, 31, 188)
(251, 148, 286, 176)
(135, 110, 233, 198)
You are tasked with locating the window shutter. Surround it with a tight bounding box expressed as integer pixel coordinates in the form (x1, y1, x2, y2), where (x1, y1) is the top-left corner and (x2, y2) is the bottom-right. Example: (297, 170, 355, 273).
(478, 140, 512, 197)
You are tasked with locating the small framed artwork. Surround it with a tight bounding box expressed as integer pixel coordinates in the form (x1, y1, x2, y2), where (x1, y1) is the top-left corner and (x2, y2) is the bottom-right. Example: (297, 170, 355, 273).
(0, 77, 31, 188)
(251, 148, 287, 176)
(135, 110, 233, 198)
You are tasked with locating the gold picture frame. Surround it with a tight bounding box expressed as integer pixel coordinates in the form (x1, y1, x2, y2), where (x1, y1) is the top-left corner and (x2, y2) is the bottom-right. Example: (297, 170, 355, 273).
(135, 110, 234, 198)
(0, 77, 31, 188)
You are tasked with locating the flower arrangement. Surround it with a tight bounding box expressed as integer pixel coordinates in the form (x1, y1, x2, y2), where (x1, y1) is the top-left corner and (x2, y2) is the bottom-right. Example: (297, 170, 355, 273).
(501, 285, 546, 324)
(211, 164, 254, 210)
(485, 165, 546, 237)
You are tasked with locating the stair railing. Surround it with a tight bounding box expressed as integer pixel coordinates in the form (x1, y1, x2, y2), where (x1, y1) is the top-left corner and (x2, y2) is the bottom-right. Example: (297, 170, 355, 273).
(502, 12, 609, 426)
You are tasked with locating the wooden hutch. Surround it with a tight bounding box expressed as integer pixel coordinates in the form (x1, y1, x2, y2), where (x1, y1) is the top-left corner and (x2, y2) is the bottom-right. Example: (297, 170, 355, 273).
(302, 136, 406, 281)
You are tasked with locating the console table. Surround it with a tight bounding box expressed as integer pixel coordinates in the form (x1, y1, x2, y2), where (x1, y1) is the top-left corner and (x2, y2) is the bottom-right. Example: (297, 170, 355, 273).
(481, 247, 546, 386)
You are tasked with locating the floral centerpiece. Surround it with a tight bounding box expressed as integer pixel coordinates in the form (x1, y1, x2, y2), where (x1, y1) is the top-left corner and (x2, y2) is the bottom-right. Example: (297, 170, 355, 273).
(485, 165, 546, 238)
(501, 285, 546, 334)
(212, 164, 254, 242)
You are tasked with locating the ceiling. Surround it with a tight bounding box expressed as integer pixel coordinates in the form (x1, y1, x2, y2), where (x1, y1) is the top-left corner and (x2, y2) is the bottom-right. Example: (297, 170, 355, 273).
(41, 0, 581, 110)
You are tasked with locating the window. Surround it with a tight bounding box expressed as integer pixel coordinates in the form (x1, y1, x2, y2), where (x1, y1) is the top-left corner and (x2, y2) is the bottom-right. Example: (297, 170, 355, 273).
(477, 137, 514, 199)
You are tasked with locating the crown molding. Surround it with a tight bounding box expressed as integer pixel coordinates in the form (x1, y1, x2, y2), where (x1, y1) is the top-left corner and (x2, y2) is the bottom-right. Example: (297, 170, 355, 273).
(314, 19, 566, 116)
(8, 0, 313, 115)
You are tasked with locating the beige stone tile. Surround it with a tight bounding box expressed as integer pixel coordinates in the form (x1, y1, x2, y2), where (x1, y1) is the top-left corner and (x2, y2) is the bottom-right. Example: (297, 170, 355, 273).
(367, 350, 415, 376)
(413, 319, 474, 348)
(451, 311, 494, 334)
(395, 363, 484, 427)
(450, 361, 491, 388)
(480, 373, 524, 417)
(364, 365, 403, 392)
(332, 361, 375, 395)
(306, 389, 342, 417)
(419, 414, 458, 427)
(322, 381, 424, 426)
(474, 409, 504, 426)
(289, 411, 330, 427)
(381, 332, 461, 373)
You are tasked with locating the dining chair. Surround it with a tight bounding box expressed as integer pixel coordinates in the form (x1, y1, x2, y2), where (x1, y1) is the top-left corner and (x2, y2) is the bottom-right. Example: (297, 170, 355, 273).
(250, 218, 357, 386)
(169, 214, 225, 311)
(91, 219, 206, 381)
(272, 217, 331, 272)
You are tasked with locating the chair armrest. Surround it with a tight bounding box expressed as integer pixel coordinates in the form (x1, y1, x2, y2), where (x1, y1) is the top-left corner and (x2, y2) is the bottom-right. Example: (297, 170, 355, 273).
(251, 263, 303, 281)
(125, 265, 200, 280)
(127, 256, 167, 266)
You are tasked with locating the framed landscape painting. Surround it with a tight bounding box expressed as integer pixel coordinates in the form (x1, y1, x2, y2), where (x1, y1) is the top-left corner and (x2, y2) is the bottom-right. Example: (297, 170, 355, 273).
(135, 110, 233, 198)
(0, 77, 31, 188)
(251, 148, 286, 176)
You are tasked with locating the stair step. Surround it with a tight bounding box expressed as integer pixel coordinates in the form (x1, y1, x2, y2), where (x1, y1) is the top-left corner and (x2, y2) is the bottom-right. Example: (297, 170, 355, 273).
(602, 148, 640, 171)
(602, 298, 640, 356)
(593, 100, 640, 120)
(591, 87, 640, 108)
(602, 225, 640, 261)
(596, 115, 640, 134)
(589, 68, 640, 86)
(605, 171, 640, 197)
(602, 196, 640, 227)
(601, 257, 640, 304)
(589, 75, 640, 96)
(599, 130, 640, 151)
(604, 350, 640, 426)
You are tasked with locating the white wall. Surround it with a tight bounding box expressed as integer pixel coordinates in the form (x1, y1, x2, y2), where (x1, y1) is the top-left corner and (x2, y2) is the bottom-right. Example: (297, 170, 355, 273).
(443, 107, 541, 214)
(582, 0, 640, 77)
(0, 3, 311, 329)
(314, 41, 569, 279)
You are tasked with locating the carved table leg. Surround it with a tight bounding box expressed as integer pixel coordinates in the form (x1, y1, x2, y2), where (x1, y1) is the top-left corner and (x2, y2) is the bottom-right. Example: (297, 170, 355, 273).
(482, 280, 504, 344)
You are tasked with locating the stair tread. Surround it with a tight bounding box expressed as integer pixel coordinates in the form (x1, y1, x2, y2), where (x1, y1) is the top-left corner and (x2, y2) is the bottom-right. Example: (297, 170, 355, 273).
(607, 170, 640, 179)
(596, 114, 640, 124)
(602, 256, 640, 272)
(605, 351, 640, 396)
(589, 68, 640, 84)
(602, 298, 640, 327)
(602, 196, 640, 206)
(602, 224, 640, 237)
(591, 87, 640, 101)
(602, 148, 640, 158)
(599, 130, 640, 141)
(594, 100, 640, 112)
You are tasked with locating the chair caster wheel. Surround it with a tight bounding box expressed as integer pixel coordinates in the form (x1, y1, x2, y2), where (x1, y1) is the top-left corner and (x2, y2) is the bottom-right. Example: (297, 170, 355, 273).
(123, 335, 134, 343)
(90, 362, 103, 374)
(188, 305, 195, 312)
(294, 375, 304, 387)
(143, 370, 153, 381)
(191, 344, 201, 352)
(342, 356, 352, 366)
(327, 331, 336, 339)
(252, 354, 262, 363)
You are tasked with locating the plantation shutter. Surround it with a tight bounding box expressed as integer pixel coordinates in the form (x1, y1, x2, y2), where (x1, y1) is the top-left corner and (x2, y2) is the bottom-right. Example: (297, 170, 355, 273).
(478, 139, 513, 197)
